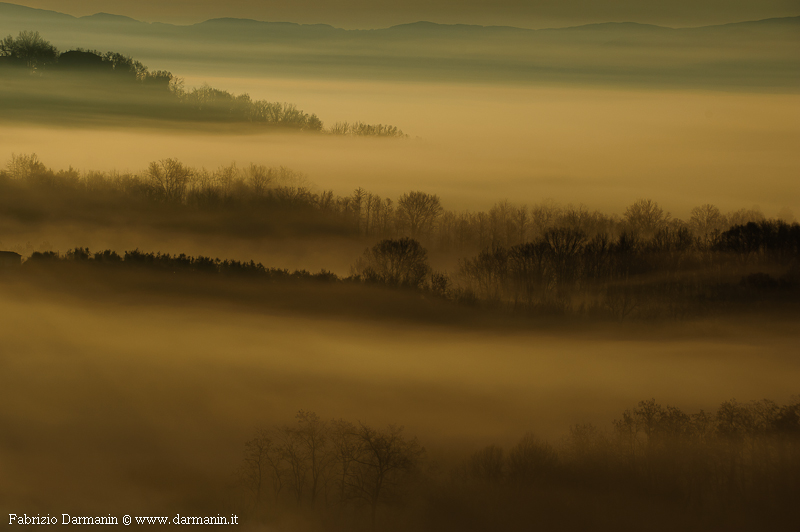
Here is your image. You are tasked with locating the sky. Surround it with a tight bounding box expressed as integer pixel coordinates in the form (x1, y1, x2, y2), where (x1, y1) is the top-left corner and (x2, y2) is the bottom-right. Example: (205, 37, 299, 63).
(7, 0, 799, 28)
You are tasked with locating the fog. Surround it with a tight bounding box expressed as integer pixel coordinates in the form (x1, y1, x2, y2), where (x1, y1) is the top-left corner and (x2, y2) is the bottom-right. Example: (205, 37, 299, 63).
(3, 275, 799, 517)
(3, 82, 798, 220)
(9, 0, 799, 28)
(2, 8, 799, 529)
(3, 6, 798, 89)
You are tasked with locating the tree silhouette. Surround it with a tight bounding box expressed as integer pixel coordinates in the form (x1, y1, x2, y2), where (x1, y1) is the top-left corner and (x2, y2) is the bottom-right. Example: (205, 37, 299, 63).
(624, 199, 670, 237)
(148, 158, 193, 202)
(241, 413, 423, 527)
(0, 31, 58, 71)
(57, 50, 110, 71)
(396, 191, 443, 239)
(508, 241, 549, 306)
(242, 429, 286, 512)
(542, 227, 588, 300)
(102, 51, 147, 80)
(6, 153, 46, 180)
(459, 246, 509, 302)
(246, 164, 274, 196)
(357, 238, 430, 288)
(0, 33, 414, 134)
(330, 419, 361, 506)
(506, 433, 559, 486)
(348, 423, 424, 528)
(467, 445, 505, 486)
(291, 410, 332, 507)
(690, 204, 727, 247)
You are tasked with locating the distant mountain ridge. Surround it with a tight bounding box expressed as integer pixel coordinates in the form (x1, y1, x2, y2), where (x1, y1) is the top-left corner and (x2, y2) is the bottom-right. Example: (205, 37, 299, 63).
(1, 1, 797, 34)
(0, 1, 72, 20)
(1, 1, 797, 91)
(79, 13, 142, 24)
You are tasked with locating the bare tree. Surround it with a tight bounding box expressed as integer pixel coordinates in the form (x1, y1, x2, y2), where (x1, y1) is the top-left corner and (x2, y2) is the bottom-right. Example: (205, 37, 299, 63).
(489, 200, 516, 247)
(507, 241, 549, 306)
(530, 199, 562, 238)
(690, 204, 727, 246)
(275, 424, 308, 505)
(459, 246, 509, 302)
(241, 429, 287, 512)
(605, 283, 639, 323)
(241, 413, 424, 527)
(330, 419, 360, 506)
(347, 424, 424, 528)
(727, 207, 766, 227)
(6, 153, 46, 180)
(148, 158, 193, 202)
(355, 238, 430, 288)
(467, 445, 505, 486)
(214, 162, 240, 198)
(291, 410, 332, 507)
(506, 433, 559, 486)
(624, 199, 671, 237)
(378, 198, 394, 237)
(351, 187, 367, 233)
(396, 191, 443, 239)
(544, 227, 588, 297)
(514, 205, 530, 244)
(246, 164, 274, 196)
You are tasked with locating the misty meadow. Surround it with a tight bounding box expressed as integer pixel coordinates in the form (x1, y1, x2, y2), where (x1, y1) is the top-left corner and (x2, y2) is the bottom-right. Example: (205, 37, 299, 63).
(1, 2, 799, 531)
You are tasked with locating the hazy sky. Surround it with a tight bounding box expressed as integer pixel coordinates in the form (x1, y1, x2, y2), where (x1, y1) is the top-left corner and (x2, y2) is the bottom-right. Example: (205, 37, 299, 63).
(9, 0, 799, 28)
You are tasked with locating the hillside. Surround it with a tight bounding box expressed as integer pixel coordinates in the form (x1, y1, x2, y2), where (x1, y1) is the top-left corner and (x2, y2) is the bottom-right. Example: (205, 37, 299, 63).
(1, 2, 797, 89)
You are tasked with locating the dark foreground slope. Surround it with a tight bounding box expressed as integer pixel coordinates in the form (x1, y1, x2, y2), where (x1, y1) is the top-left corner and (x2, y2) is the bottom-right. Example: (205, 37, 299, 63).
(1, 260, 798, 531)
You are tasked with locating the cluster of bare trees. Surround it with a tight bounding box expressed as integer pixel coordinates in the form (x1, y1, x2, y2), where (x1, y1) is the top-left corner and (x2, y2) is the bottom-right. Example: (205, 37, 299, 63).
(339, 192, 774, 260)
(132, 159, 316, 206)
(352, 237, 431, 288)
(457, 433, 560, 488)
(4, 153, 47, 181)
(578, 398, 800, 513)
(322, 188, 443, 241)
(5, 154, 798, 321)
(450, 398, 800, 530)
(7, 155, 800, 321)
(237, 400, 799, 530)
(240, 412, 424, 528)
(434, 199, 774, 254)
(6, 154, 781, 251)
(455, 219, 799, 319)
(329, 122, 406, 137)
(175, 84, 323, 130)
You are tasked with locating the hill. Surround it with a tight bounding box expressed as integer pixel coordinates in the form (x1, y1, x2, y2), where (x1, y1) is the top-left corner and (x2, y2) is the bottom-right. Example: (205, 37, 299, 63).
(1, 2, 797, 90)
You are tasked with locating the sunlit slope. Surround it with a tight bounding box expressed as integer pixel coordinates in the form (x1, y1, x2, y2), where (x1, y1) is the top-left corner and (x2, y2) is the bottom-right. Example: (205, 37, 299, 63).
(1, 2, 797, 90)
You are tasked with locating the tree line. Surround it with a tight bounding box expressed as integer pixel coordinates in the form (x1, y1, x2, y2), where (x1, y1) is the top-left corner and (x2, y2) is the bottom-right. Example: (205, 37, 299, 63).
(5, 153, 799, 321)
(24, 247, 339, 284)
(1, 31, 175, 88)
(450, 397, 800, 531)
(451, 219, 799, 320)
(0, 31, 405, 135)
(235, 399, 799, 530)
(5, 154, 787, 247)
